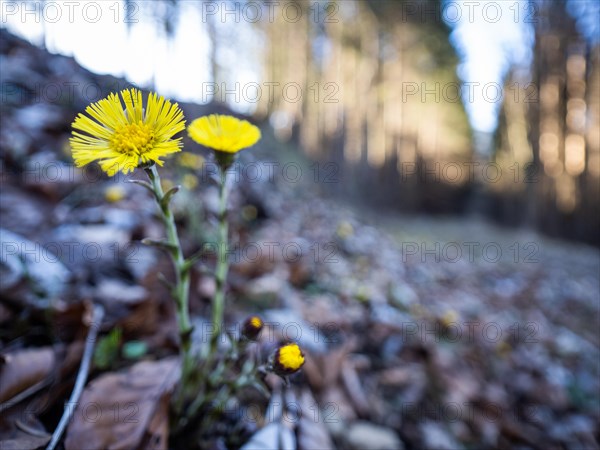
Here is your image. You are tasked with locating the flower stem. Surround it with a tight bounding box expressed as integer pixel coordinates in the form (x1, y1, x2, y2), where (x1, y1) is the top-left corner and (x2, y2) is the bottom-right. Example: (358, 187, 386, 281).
(145, 166, 192, 372)
(212, 168, 229, 353)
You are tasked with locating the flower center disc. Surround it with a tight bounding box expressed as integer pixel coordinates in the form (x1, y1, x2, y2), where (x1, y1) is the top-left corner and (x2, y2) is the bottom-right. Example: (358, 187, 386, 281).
(111, 122, 155, 155)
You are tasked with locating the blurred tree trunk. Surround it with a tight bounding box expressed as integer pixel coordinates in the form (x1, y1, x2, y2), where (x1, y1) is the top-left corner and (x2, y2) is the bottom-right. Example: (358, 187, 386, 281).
(494, 0, 599, 244)
(258, 0, 471, 213)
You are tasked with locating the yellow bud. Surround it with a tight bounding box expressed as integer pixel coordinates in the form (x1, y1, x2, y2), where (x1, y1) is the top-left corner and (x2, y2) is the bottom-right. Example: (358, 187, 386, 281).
(270, 343, 305, 376)
(241, 315, 264, 341)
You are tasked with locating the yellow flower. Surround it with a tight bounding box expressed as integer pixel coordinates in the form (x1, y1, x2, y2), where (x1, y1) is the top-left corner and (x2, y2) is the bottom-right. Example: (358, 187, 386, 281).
(271, 343, 305, 376)
(104, 185, 126, 203)
(70, 89, 185, 177)
(440, 309, 459, 328)
(182, 173, 198, 190)
(187, 114, 261, 154)
(336, 221, 354, 239)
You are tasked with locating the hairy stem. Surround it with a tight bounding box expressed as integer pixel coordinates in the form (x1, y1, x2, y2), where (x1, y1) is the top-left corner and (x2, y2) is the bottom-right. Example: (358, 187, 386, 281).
(145, 166, 192, 407)
(212, 168, 229, 353)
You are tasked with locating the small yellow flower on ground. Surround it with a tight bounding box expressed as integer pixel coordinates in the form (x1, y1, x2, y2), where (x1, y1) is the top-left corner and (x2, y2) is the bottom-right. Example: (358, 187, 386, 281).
(70, 88, 185, 176)
(104, 185, 126, 203)
(271, 343, 305, 376)
(187, 114, 261, 154)
(182, 173, 199, 190)
(441, 309, 459, 328)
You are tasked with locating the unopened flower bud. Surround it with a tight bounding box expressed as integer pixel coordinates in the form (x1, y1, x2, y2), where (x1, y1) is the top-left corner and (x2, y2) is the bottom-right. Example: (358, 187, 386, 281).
(241, 315, 264, 341)
(269, 343, 305, 376)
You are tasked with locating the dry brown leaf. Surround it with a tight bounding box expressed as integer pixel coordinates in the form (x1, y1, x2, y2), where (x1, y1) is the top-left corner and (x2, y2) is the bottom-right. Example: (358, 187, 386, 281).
(64, 357, 180, 450)
(297, 389, 335, 450)
(51, 300, 92, 343)
(321, 385, 357, 423)
(0, 434, 51, 450)
(341, 360, 371, 417)
(241, 388, 296, 450)
(0, 347, 55, 404)
(323, 339, 356, 387)
(299, 352, 324, 390)
(304, 338, 357, 392)
(0, 402, 51, 450)
(137, 394, 171, 449)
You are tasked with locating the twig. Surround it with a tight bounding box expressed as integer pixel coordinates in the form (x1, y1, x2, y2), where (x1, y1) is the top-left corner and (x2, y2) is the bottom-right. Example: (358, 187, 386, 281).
(46, 304, 105, 450)
(0, 376, 53, 410)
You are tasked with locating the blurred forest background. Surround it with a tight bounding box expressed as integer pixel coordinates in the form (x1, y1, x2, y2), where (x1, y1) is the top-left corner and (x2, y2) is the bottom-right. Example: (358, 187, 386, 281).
(2, 0, 599, 244)
(1, 1, 600, 449)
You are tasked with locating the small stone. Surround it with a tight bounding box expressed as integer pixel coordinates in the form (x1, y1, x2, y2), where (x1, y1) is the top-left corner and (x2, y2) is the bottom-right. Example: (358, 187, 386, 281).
(15, 103, 67, 132)
(264, 308, 327, 353)
(345, 421, 404, 450)
(0, 228, 70, 300)
(96, 279, 147, 305)
(420, 421, 462, 450)
(388, 282, 419, 310)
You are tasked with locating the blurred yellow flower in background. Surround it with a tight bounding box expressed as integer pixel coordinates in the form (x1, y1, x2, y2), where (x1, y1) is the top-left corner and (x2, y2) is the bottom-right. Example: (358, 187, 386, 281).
(178, 152, 204, 169)
(187, 114, 261, 154)
(182, 173, 199, 190)
(70, 89, 185, 176)
(161, 178, 175, 192)
(104, 185, 126, 203)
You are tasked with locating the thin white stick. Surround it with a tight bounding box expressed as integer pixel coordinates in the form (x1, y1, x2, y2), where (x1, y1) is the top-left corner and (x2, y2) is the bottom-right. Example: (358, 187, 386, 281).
(46, 304, 105, 450)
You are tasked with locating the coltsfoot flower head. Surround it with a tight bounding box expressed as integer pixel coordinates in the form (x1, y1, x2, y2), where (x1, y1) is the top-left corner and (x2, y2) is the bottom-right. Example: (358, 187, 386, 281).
(187, 114, 261, 168)
(70, 88, 185, 176)
(269, 343, 305, 376)
(241, 315, 264, 341)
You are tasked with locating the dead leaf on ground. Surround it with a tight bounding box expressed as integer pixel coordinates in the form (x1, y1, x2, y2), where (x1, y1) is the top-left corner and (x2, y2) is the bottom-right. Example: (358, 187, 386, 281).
(296, 389, 335, 450)
(0, 400, 51, 449)
(341, 360, 371, 417)
(302, 338, 356, 391)
(0, 347, 55, 404)
(64, 357, 180, 450)
(0, 434, 51, 450)
(241, 388, 296, 450)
